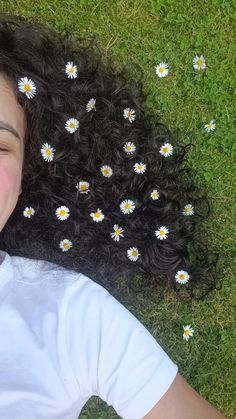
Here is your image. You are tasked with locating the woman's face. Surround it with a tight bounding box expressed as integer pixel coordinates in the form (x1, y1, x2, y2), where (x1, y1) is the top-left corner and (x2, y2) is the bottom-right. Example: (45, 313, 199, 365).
(0, 73, 26, 232)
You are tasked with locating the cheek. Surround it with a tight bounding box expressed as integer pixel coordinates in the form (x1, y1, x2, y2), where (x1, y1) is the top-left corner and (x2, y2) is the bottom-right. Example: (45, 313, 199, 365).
(0, 157, 22, 198)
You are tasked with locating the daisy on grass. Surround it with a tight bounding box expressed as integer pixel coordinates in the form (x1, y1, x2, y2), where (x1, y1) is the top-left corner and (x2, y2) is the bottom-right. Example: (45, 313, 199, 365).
(133, 162, 146, 174)
(18, 77, 36, 99)
(175, 270, 190, 285)
(150, 189, 159, 200)
(65, 61, 78, 79)
(182, 204, 194, 216)
(101, 165, 113, 178)
(120, 199, 135, 214)
(159, 143, 173, 157)
(155, 226, 169, 240)
(40, 143, 55, 162)
(183, 325, 194, 341)
(86, 98, 96, 112)
(56, 206, 70, 221)
(204, 120, 216, 132)
(59, 239, 73, 252)
(76, 181, 90, 194)
(123, 107, 136, 123)
(193, 54, 206, 70)
(127, 246, 141, 262)
(110, 224, 124, 242)
(123, 141, 136, 155)
(90, 208, 104, 222)
(65, 118, 79, 133)
(23, 207, 35, 218)
(155, 62, 169, 78)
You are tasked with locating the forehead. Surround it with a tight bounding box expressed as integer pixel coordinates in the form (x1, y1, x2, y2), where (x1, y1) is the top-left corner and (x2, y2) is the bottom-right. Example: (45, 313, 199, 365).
(0, 73, 26, 141)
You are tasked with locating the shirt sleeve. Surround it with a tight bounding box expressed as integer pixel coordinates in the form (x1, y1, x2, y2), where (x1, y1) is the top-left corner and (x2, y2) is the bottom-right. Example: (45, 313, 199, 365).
(63, 274, 178, 419)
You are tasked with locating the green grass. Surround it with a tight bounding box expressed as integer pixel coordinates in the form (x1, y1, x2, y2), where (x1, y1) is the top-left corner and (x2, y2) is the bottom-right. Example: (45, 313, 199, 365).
(0, 0, 235, 417)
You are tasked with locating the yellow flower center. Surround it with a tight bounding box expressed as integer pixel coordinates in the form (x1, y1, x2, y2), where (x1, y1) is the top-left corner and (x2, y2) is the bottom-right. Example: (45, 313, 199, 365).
(128, 111, 132, 118)
(27, 210, 32, 215)
(95, 212, 100, 218)
(63, 242, 70, 249)
(60, 210, 66, 216)
(160, 230, 165, 236)
(125, 203, 131, 209)
(69, 67, 75, 73)
(115, 229, 121, 235)
(46, 149, 52, 156)
(152, 192, 159, 199)
(24, 83, 31, 91)
(70, 123, 75, 129)
(160, 67, 164, 72)
(180, 274, 185, 280)
(138, 165, 142, 170)
(132, 250, 138, 256)
(184, 330, 190, 336)
(104, 169, 109, 175)
(163, 147, 169, 153)
(197, 59, 203, 65)
(127, 145, 132, 151)
(80, 184, 88, 190)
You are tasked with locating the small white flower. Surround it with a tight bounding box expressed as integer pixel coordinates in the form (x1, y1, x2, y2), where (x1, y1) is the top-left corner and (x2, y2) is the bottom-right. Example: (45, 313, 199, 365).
(56, 206, 70, 220)
(155, 62, 169, 78)
(59, 239, 73, 252)
(120, 199, 135, 214)
(155, 226, 169, 240)
(110, 224, 124, 242)
(175, 270, 190, 285)
(159, 143, 173, 157)
(123, 107, 136, 123)
(182, 204, 194, 216)
(101, 165, 113, 178)
(193, 54, 206, 70)
(204, 120, 216, 132)
(86, 98, 96, 112)
(133, 162, 146, 174)
(90, 208, 104, 222)
(18, 77, 36, 99)
(40, 143, 55, 162)
(23, 207, 35, 218)
(183, 325, 194, 341)
(76, 181, 90, 194)
(150, 189, 159, 200)
(127, 246, 141, 261)
(65, 118, 79, 133)
(123, 141, 136, 155)
(65, 61, 78, 79)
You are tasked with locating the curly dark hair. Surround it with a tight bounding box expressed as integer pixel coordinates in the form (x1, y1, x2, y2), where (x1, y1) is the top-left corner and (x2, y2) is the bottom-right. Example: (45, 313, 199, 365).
(0, 12, 222, 301)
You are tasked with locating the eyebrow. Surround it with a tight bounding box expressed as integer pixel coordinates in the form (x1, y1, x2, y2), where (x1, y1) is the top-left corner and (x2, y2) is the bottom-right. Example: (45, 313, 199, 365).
(0, 120, 21, 141)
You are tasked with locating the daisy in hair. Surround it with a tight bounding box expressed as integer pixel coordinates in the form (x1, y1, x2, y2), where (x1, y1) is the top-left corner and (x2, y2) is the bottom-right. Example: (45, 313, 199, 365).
(56, 206, 70, 220)
(110, 224, 124, 242)
(18, 77, 36, 99)
(155, 62, 169, 78)
(123, 107, 136, 123)
(40, 143, 55, 162)
(86, 98, 96, 112)
(101, 165, 113, 178)
(133, 162, 146, 174)
(182, 204, 194, 216)
(175, 270, 190, 284)
(90, 208, 105, 222)
(127, 246, 141, 261)
(59, 239, 73, 252)
(150, 189, 159, 200)
(159, 143, 173, 157)
(65, 118, 79, 133)
(120, 199, 135, 214)
(23, 207, 35, 218)
(155, 226, 169, 240)
(123, 141, 136, 155)
(183, 325, 194, 341)
(76, 181, 90, 194)
(65, 61, 78, 79)
(204, 120, 216, 132)
(193, 54, 206, 70)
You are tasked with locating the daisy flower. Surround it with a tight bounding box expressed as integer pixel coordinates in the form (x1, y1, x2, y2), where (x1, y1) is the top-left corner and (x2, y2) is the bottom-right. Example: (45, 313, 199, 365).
(40, 143, 55, 162)
(150, 189, 159, 200)
(65, 118, 79, 133)
(123, 141, 136, 155)
(182, 204, 194, 216)
(159, 143, 173, 157)
(155, 226, 169, 240)
(76, 181, 90, 194)
(127, 246, 141, 261)
(101, 165, 113, 178)
(86, 98, 96, 112)
(155, 62, 169, 78)
(110, 224, 124, 242)
(59, 239, 73, 252)
(65, 61, 78, 79)
(23, 207, 35, 218)
(56, 206, 70, 221)
(193, 54, 206, 70)
(120, 199, 135, 214)
(90, 208, 104, 222)
(175, 270, 190, 285)
(133, 162, 146, 174)
(183, 325, 194, 341)
(204, 120, 216, 132)
(123, 107, 136, 123)
(18, 77, 36, 99)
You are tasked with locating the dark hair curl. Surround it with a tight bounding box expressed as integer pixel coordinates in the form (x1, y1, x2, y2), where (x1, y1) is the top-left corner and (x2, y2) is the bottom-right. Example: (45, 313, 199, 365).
(0, 13, 222, 301)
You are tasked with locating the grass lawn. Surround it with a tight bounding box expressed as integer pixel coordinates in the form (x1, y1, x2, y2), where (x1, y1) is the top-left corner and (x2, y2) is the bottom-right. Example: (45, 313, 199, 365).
(0, 0, 235, 417)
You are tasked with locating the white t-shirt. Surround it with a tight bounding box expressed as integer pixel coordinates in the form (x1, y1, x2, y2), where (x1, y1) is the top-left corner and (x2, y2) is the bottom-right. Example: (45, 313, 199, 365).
(0, 249, 178, 419)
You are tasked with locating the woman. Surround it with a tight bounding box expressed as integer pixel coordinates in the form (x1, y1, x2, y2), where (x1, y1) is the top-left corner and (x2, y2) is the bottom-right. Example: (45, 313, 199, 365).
(0, 13, 226, 418)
